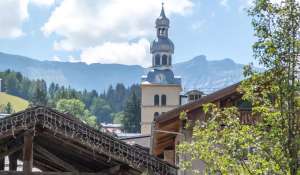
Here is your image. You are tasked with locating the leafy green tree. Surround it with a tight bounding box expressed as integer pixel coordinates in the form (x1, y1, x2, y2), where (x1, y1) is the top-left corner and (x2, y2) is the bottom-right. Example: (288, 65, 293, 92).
(4, 102, 14, 114)
(112, 112, 125, 124)
(178, 0, 300, 174)
(56, 98, 97, 127)
(89, 97, 112, 123)
(123, 92, 141, 133)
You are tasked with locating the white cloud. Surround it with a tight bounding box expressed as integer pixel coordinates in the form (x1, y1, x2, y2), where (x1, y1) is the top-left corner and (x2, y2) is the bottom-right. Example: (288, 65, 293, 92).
(80, 38, 151, 67)
(220, 0, 229, 8)
(0, 0, 29, 38)
(42, 0, 193, 51)
(0, 0, 57, 39)
(51, 55, 80, 62)
(30, 0, 56, 7)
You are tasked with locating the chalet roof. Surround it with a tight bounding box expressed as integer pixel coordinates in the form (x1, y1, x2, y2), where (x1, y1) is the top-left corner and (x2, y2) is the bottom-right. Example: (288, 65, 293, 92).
(155, 82, 241, 123)
(0, 106, 177, 175)
(152, 82, 241, 156)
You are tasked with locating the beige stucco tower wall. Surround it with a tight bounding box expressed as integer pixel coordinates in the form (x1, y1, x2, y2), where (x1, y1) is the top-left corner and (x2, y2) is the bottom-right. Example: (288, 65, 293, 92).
(141, 84, 181, 134)
(141, 5, 182, 135)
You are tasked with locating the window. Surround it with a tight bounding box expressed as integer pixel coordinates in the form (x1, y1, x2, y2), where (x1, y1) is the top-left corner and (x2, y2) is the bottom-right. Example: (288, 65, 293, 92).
(161, 94, 167, 106)
(168, 55, 172, 65)
(160, 28, 165, 35)
(155, 55, 160, 65)
(162, 55, 168, 65)
(189, 95, 194, 101)
(154, 95, 159, 106)
(154, 112, 159, 118)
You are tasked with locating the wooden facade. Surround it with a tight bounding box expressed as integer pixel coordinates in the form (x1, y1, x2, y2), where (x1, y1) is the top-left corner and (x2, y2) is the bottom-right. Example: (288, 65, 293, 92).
(152, 82, 255, 165)
(0, 107, 177, 175)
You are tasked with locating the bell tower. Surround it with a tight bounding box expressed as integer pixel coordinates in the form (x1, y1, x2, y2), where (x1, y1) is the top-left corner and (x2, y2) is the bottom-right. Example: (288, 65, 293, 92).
(141, 4, 182, 135)
(151, 3, 174, 70)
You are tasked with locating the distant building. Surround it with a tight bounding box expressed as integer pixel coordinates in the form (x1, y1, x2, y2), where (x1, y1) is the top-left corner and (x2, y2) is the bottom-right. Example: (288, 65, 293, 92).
(101, 123, 123, 134)
(152, 82, 254, 174)
(186, 90, 204, 103)
(119, 134, 151, 149)
(141, 4, 182, 135)
(0, 113, 9, 119)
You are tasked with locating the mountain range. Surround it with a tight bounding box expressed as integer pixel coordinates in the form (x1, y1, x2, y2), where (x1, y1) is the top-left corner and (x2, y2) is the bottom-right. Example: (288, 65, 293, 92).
(0, 52, 245, 94)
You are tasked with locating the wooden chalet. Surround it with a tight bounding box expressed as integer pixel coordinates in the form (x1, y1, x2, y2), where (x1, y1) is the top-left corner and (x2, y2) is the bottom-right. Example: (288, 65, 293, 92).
(152, 82, 255, 165)
(0, 107, 177, 175)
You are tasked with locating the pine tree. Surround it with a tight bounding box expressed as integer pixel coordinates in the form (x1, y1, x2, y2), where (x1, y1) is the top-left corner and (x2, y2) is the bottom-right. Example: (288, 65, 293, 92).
(123, 92, 141, 133)
(32, 79, 48, 106)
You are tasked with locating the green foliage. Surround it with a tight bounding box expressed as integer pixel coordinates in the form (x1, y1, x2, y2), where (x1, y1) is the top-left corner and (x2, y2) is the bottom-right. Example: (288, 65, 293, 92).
(0, 102, 15, 114)
(31, 79, 48, 106)
(0, 70, 141, 127)
(178, 0, 300, 174)
(123, 91, 141, 133)
(178, 104, 285, 174)
(89, 97, 112, 123)
(112, 112, 125, 124)
(56, 98, 97, 127)
(0, 92, 29, 112)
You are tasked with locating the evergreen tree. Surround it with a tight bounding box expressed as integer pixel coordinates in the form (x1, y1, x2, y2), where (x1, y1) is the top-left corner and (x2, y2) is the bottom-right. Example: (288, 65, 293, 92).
(89, 97, 112, 123)
(123, 91, 141, 133)
(32, 79, 48, 106)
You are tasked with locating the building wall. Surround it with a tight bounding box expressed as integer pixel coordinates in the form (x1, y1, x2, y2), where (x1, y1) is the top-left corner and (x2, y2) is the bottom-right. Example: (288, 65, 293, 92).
(122, 136, 151, 148)
(141, 84, 181, 134)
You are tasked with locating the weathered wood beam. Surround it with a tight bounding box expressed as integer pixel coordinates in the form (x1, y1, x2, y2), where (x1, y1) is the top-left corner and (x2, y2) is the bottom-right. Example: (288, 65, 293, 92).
(98, 165, 120, 174)
(9, 151, 19, 171)
(34, 144, 78, 172)
(40, 132, 113, 166)
(0, 144, 23, 158)
(0, 133, 24, 158)
(23, 131, 33, 174)
(33, 159, 61, 172)
(0, 157, 4, 170)
(0, 171, 110, 175)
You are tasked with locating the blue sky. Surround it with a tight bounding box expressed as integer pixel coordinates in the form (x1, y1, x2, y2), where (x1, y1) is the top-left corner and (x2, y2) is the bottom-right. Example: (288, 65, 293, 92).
(0, 0, 255, 67)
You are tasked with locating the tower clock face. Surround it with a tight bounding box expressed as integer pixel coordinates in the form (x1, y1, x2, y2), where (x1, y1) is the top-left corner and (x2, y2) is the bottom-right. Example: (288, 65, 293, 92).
(156, 73, 166, 82)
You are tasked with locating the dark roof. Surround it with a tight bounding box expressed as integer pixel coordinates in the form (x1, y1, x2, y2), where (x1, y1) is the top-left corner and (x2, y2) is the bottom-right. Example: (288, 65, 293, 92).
(120, 134, 151, 140)
(0, 106, 177, 174)
(142, 69, 181, 85)
(156, 82, 241, 123)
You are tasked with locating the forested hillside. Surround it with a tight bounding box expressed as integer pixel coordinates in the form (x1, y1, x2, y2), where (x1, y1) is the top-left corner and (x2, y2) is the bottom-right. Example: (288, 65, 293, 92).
(0, 52, 246, 93)
(0, 70, 141, 132)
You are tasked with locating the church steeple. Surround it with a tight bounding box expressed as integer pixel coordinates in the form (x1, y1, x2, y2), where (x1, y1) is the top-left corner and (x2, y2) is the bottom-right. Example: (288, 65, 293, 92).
(151, 3, 174, 69)
(140, 3, 182, 135)
(155, 3, 169, 38)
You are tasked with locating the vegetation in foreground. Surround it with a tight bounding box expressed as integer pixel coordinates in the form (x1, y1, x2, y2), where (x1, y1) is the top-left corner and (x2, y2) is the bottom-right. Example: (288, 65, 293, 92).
(178, 0, 300, 174)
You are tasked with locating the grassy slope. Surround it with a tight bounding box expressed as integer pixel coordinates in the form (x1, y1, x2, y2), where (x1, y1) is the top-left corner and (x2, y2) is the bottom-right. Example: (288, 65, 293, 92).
(0, 92, 29, 112)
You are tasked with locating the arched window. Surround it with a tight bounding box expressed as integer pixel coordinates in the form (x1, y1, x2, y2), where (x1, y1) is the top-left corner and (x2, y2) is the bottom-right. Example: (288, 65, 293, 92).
(162, 55, 168, 65)
(168, 55, 172, 65)
(154, 112, 159, 118)
(161, 94, 167, 106)
(154, 95, 159, 106)
(155, 55, 160, 66)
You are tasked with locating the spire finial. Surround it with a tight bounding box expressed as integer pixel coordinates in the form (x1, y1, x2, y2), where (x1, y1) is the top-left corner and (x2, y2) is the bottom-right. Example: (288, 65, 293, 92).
(160, 2, 166, 18)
